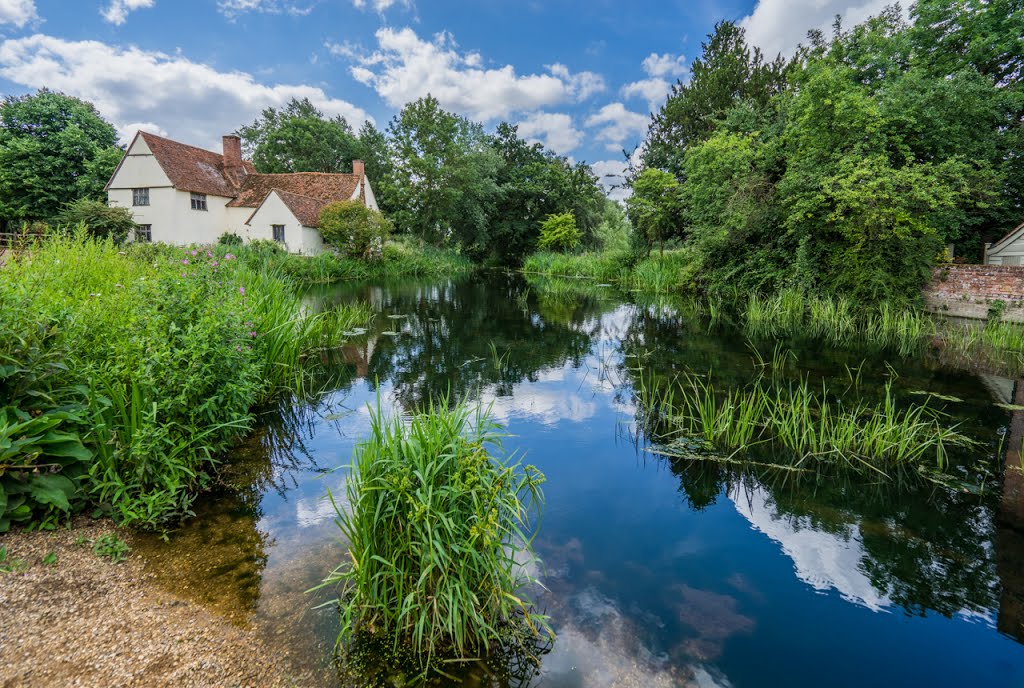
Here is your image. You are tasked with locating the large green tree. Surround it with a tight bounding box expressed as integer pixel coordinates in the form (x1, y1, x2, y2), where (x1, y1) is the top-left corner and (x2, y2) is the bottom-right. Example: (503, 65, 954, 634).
(236, 97, 360, 173)
(387, 96, 499, 257)
(643, 21, 789, 177)
(0, 90, 122, 223)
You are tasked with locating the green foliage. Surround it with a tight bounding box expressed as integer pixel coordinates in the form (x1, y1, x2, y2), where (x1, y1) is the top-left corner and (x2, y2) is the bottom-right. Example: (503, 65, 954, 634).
(593, 199, 632, 253)
(643, 21, 789, 176)
(0, 234, 373, 529)
(318, 200, 393, 259)
(625, 169, 685, 254)
(236, 97, 359, 173)
(91, 532, 130, 563)
(636, 366, 974, 475)
(537, 212, 580, 252)
(0, 546, 27, 574)
(322, 396, 549, 670)
(0, 89, 122, 222)
(54, 199, 137, 243)
(634, 3, 1023, 302)
(0, 291, 91, 532)
(217, 231, 243, 246)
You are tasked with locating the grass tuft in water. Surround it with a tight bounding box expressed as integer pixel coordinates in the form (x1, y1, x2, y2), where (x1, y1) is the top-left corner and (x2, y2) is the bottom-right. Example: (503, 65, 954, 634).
(320, 395, 551, 675)
(635, 367, 974, 476)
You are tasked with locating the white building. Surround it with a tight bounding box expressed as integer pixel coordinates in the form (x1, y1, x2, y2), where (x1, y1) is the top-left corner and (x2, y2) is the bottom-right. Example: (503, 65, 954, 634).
(105, 131, 379, 254)
(985, 221, 1024, 265)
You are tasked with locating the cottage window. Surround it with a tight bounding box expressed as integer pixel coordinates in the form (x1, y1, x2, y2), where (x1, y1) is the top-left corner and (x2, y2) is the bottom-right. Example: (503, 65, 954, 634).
(272, 224, 285, 243)
(135, 224, 152, 243)
(132, 188, 150, 206)
(190, 192, 208, 211)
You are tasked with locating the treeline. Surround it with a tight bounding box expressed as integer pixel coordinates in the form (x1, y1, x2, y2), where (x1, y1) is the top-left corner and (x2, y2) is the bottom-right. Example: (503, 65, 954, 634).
(633, 0, 1024, 302)
(238, 95, 621, 265)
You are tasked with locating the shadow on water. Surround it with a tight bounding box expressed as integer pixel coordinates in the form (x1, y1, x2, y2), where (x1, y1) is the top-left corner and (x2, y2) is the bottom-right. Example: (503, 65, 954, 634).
(136, 273, 1024, 687)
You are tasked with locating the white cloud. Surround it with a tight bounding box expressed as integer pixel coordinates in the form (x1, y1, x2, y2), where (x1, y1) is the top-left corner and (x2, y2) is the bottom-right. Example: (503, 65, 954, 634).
(591, 159, 629, 201)
(217, 0, 317, 17)
(342, 27, 605, 121)
(101, 0, 154, 25)
(352, 0, 410, 11)
(585, 102, 648, 152)
(0, 34, 371, 147)
(516, 111, 582, 155)
(622, 52, 686, 113)
(641, 52, 687, 79)
(740, 0, 895, 57)
(0, 0, 38, 27)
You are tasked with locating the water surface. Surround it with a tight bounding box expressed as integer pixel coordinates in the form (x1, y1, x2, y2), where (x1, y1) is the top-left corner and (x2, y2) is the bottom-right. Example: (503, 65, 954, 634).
(138, 273, 1024, 687)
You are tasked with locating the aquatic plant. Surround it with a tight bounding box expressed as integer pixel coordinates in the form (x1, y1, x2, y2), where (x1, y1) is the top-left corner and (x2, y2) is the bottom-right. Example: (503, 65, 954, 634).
(320, 396, 550, 672)
(635, 367, 974, 476)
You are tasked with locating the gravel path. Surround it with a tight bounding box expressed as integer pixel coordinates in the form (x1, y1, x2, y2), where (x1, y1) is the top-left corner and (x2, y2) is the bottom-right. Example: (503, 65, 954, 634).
(0, 519, 301, 688)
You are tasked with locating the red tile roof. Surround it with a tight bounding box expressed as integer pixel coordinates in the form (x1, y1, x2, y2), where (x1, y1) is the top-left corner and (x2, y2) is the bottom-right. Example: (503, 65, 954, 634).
(227, 173, 361, 209)
(137, 131, 256, 196)
(266, 189, 332, 228)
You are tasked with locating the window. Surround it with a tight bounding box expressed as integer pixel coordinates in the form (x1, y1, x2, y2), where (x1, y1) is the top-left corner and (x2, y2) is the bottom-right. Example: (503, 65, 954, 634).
(135, 224, 152, 243)
(132, 188, 150, 206)
(190, 192, 207, 211)
(272, 224, 285, 243)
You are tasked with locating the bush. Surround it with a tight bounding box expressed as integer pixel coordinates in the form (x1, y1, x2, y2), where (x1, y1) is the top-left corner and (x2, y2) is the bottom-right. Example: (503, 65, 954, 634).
(53, 199, 137, 243)
(322, 397, 550, 668)
(218, 231, 243, 246)
(319, 201, 392, 259)
(0, 233, 372, 528)
(537, 212, 581, 252)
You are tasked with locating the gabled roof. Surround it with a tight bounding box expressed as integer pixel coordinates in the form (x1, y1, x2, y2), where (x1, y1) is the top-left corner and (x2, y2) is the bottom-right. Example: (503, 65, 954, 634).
(247, 189, 332, 228)
(227, 172, 361, 209)
(989, 221, 1024, 255)
(127, 131, 255, 197)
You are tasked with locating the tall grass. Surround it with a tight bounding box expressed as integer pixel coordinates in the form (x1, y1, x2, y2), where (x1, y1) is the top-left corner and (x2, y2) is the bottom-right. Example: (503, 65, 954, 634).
(0, 233, 373, 528)
(522, 249, 699, 294)
(321, 396, 550, 672)
(635, 368, 973, 476)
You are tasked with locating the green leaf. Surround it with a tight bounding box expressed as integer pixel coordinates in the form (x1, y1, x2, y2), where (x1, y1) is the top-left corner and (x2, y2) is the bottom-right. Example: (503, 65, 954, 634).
(0, 483, 6, 515)
(25, 474, 76, 512)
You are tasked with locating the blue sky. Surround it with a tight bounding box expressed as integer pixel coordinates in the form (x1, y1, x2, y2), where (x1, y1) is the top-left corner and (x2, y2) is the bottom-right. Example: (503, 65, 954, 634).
(0, 0, 892, 197)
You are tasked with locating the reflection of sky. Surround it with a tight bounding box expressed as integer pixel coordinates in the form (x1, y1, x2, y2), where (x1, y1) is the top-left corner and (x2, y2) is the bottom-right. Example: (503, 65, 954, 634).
(148, 278, 1024, 688)
(729, 480, 890, 612)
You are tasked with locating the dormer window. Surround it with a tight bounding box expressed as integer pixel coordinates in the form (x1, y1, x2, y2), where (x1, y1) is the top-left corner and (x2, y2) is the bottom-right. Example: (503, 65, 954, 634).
(132, 188, 150, 206)
(190, 192, 208, 211)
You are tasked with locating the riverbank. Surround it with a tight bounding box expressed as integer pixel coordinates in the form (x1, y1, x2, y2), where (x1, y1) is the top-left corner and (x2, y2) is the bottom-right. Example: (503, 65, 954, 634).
(0, 518, 318, 687)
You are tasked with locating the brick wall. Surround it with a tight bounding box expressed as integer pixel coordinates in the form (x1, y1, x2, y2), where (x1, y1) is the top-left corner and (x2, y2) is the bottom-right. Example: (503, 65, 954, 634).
(923, 265, 1024, 321)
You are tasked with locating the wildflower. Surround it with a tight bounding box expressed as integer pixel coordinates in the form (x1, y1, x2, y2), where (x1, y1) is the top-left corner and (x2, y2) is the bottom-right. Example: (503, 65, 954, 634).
(225, 253, 235, 261)
(191, 250, 197, 256)
(212, 261, 219, 268)
(181, 272, 186, 277)
(239, 286, 245, 295)
(250, 331, 257, 338)
(181, 259, 189, 265)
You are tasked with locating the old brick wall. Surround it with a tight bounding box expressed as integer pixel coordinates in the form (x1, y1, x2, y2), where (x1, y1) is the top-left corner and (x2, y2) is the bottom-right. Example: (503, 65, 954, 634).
(923, 265, 1024, 321)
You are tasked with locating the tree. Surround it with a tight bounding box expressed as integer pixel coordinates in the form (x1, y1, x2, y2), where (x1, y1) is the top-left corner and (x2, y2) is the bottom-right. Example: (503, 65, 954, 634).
(54, 198, 137, 243)
(0, 90, 122, 223)
(537, 213, 581, 252)
(354, 120, 397, 214)
(625, 169, 684, 254)
(387, 96, 499, 257)
(319, 200, 392, 259)
(643, 21, 789, 176)
(237, 98, 360, 174)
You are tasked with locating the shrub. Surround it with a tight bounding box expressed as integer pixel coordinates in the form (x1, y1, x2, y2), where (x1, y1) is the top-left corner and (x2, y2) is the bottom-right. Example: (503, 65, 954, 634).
(537, 212, 581, 252)
(53, 199, 137, 243)
(218, 231, 243, 246)
(322, 397, 550, 669)
(319, 201, 392, 259)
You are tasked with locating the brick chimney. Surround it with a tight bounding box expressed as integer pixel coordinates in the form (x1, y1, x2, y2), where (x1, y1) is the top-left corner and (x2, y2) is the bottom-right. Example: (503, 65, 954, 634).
(222, 135, 243, 172)
(352, 159, 365, 177)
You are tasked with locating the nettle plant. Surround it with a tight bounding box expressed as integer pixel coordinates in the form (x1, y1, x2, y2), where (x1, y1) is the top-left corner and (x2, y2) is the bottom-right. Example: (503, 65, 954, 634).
(320, 396, 550, 674)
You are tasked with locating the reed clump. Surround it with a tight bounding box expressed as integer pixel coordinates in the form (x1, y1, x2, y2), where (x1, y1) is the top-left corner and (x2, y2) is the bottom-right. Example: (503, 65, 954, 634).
(321, 397, 550, 673)
(636, 369, 973, 476)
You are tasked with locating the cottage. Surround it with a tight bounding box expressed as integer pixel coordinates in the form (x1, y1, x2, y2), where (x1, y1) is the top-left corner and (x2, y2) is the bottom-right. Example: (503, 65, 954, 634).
(105, 131, 378, 254)
(985, 222, 1024, 266)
